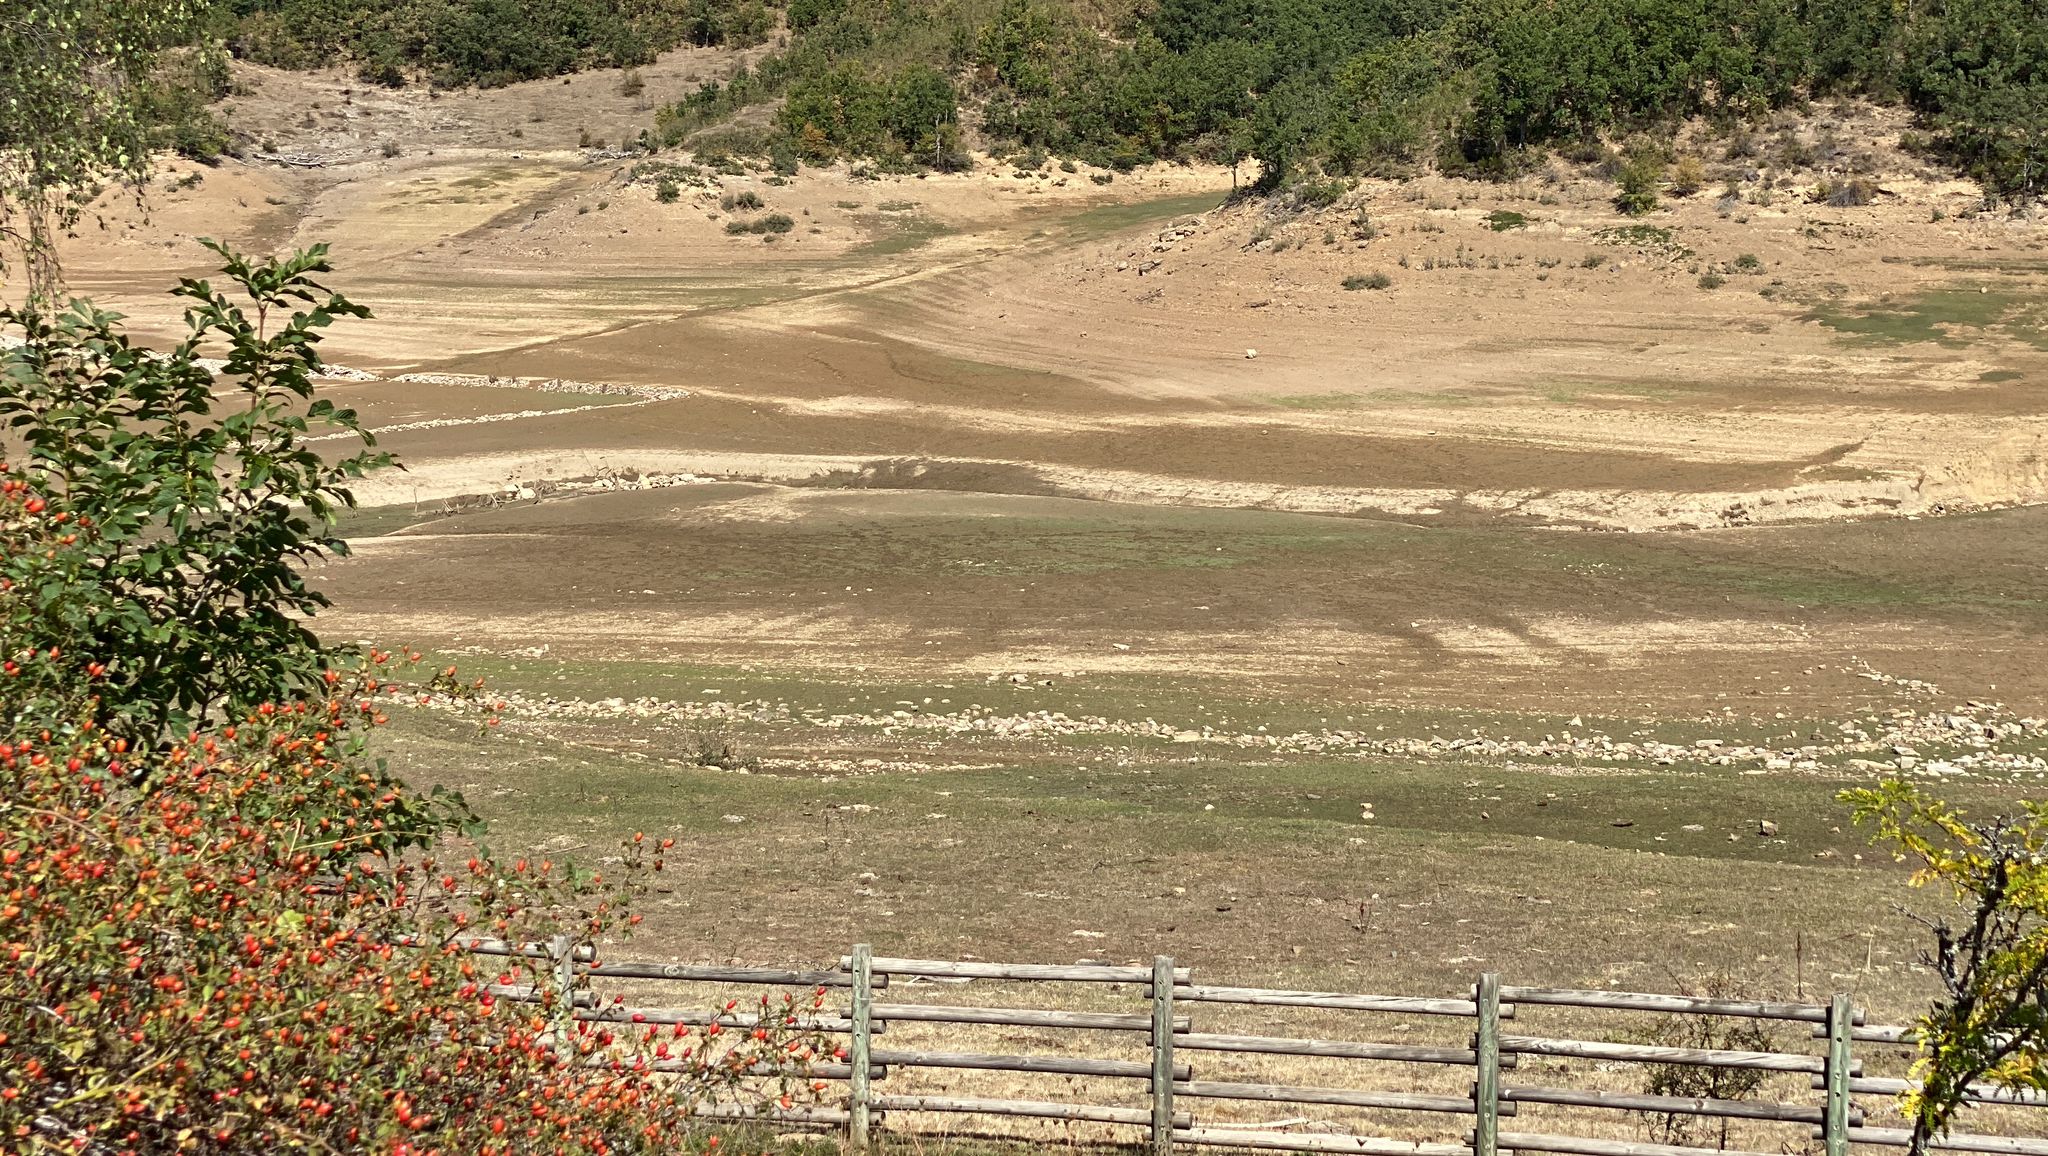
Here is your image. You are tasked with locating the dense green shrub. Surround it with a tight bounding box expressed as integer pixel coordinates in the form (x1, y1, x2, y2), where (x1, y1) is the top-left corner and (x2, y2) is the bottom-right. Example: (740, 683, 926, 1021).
(1904, 0, 2047, 198)
(723, 212, 795, 234)
(778, 62, 959, 161)
(1293, 178, 1351, 207)
(225, 0, 776, 88)
(206, 0, 2048, 199)
(1615, 150, 1665, 214)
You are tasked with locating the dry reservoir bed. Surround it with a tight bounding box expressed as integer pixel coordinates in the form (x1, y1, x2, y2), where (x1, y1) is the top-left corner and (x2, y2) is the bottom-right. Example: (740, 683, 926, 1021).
(37, 87, 2048, 1153)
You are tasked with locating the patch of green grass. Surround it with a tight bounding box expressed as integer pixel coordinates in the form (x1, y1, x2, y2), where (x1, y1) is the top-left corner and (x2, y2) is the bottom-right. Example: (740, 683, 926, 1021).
(670, 514, 1375, 584)
(1541, 525, 2048, 616)
(1978, 369, 2026, 383)
(1057, 192, 1225, 241)
(1269, 392, 1367, 410)
(1272, 388, 1475, 410)
(1704, 568, 1954, 609)
(392, 680, 1933, 864)
(1486, 209, 1527, 232)
(1805, 287, 2048, 350)
(848, 215, 951, 257)
(1539, 381, 1678, 405)
(333, 504, 433, 540)
(377, 675, 2029, 1020)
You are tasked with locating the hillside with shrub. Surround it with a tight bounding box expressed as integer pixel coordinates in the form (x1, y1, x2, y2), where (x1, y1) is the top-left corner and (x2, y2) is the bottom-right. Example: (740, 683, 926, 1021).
(692, 0, 2044, 197)
(205, 0, 2044, 198)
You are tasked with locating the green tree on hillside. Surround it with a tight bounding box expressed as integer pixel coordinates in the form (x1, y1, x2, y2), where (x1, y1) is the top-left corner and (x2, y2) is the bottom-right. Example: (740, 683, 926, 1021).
(778, 61, 958, 161)
(1250, 76, 1322, 188)
(228, 0, 776, 88)
(1907, 0, 2048, 198)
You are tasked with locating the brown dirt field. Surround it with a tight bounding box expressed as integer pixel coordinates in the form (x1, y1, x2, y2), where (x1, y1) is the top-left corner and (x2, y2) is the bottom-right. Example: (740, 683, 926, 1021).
(29, 65, 2048, 1128)
(318, 483, 2048, 714)
(35, 61, 2033, 710)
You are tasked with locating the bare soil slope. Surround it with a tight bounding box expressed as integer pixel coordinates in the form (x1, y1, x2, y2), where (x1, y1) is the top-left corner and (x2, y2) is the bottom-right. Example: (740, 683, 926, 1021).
(39, 60, 2048, 712)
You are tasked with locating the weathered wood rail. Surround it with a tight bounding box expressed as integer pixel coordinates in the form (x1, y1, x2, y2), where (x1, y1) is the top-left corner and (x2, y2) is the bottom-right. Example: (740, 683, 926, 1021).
(459, 938, 2048, 1156)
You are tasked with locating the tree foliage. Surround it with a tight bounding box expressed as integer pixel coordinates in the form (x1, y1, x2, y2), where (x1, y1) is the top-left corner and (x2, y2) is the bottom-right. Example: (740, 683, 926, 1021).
(1904, 0, 2048, 197)
(0, 0, 216, 295)
(225, 0, 777, 88)
(1629, 974, 1776, 1149)
(0, 243, 390, 755)
(778, 61, 958, 161)
(1844, 780, 2048, 1154)
(626, 0, 2048, 198)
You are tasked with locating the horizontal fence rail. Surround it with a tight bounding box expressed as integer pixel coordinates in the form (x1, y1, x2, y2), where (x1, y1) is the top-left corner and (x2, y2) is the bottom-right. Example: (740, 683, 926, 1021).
(1501, 987, 1854, 1024)
(1498, 1035, 1844, 1075)
(462, 940, 2047, 1156)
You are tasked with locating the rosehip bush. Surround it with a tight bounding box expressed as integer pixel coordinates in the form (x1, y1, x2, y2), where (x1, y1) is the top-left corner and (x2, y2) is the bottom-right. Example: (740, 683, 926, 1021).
(0, 242, 390, 754)
(0, 681, 826, 1154)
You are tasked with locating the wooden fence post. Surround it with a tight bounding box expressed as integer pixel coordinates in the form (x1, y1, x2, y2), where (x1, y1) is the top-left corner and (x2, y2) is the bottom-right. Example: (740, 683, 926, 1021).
(1152, 955, 1177, 1156)
(546, 934, 577, 1061)
(849, 944, 874, 1152)
(1823, 992, 1853, 1156)
(1473, 973, 1502, 1156)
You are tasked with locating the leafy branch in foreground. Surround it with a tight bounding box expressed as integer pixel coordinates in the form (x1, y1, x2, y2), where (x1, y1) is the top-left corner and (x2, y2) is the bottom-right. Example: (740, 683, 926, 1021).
(0, 242, 391, 755)
(1844, 780, 2048, 1154)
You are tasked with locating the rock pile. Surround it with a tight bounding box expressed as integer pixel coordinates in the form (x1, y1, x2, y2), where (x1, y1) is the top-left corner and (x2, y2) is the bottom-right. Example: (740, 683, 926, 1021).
(391, 372, 688, 401)
(1150, 216, 1204, 252)
(435, 688, 2048, 781)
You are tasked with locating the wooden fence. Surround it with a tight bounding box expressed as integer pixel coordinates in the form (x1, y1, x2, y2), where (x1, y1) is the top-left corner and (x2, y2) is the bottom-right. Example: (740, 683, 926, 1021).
(466, 938, 2048, 1156)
